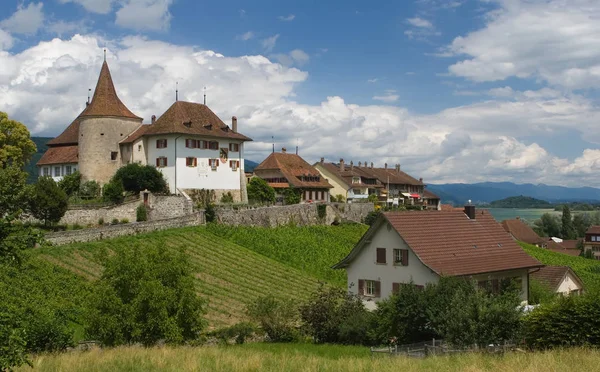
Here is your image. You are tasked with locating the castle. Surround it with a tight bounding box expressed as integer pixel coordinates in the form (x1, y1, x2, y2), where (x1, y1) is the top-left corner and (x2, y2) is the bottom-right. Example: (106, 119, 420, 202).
(37, 59, 252, 202)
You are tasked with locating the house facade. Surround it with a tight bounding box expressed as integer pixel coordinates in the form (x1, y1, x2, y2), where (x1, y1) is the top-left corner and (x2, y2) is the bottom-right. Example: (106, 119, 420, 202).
(37, 59, 252, 201)
(313, 159, 382, 201)
(531, 266, 584, 296)
(583, 226, 600, 259)
(254, 149, 333, 202)
(333, 207, 543, 309)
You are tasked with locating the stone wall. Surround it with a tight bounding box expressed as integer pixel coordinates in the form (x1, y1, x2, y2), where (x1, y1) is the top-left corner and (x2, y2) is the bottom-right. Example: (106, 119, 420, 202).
(45, 213, 205, 246)
(147, 194, 194, 220)
(214, 202, 373, 227)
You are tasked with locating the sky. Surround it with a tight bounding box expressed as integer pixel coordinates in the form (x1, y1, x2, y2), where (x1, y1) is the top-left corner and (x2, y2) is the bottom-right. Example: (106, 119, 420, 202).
(2, 0, 600, 187)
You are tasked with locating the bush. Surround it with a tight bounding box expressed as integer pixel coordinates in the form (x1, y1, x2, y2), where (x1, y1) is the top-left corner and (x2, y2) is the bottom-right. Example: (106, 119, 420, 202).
(72, 223, 83, 230)
(112, 163, 168, 194)
(367, 194, 378, 203)
(335, 194, 346, 203)
(247, 295, 299, 342)
(210, 322, 256, 345)
(28, 177, 68, 226)
(220, 192, 234, 204)
(102, 180, 124, 204)
(111, 218, 119, 225)
(0, 312, 29, 371)
(529, 278, 556, 305)
(136, 204, 148, 222)
(80, 180, 100, 198)
(58, 171, 81, 196)
(98, 218, 104, 226)
(363, 211, 381, 226)
(205, 203, 216, 223)
(120, 218, 129, 224)
(85, 246, 207, 346)
(247, 178, 275, 204)
(283, 188, 301, 205)
(317, 204, 327, 220)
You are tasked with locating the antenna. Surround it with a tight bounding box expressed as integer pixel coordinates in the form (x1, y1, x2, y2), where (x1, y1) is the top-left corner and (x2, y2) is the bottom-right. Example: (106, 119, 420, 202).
(272, 136, 274, 153)
(176, 82, 178, 102)
(103, 48, 106, 61)
(203, 86, 206, 105)
(296, 138, 299, 155)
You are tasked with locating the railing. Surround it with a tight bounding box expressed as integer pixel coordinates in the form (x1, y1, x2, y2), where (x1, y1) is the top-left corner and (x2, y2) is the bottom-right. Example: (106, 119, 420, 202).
(370, 339, 517, 358)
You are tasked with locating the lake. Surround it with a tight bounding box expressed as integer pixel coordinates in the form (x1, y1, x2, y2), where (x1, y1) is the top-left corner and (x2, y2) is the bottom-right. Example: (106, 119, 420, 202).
(484, 208, 559, 223)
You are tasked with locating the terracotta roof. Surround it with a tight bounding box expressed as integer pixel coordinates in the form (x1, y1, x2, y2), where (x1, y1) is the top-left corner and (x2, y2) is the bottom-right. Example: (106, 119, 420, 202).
(501, 218, 545, 245)
(440, 204, 463, 211)
(546, 240, 582, 256)
(37, 145, 78, 165)
(423, 189, 440, 199)
(356, 166, 423, 186)
(46, 113, 84, 146)
(80, 61, 141, 120)
(142, 101, 251, 141)
(334, 209, 543, 276)
(560, 239, 581, 250)
(120, 125, 149, 144)
(255, 152, 333, 189)
(586, 226, 600, 234)
(531, 266, 584, 292)
(267, 182, 290, 189)
(316, 162, 382, 189)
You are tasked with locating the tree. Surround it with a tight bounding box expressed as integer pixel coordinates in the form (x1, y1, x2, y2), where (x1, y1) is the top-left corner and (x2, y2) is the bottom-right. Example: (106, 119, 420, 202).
(367, 194, 378, 203)
(58, 171, 81, 197)
(102, 180, 124, 204)
(85, 246, 207, 346)
(28, 177, 68, 226)
(80, 180, 100, 198)
(283, 188, 301, 205)
(533, 213, 561, 238)
(247, 178, 275, 204)
(0, 166, 30, 218)
(0, 312, 30, 371)
(561, 205, 576, 239)
(572, 213, 591, 238)
(112, 163, 168, 194)
(247, 295, 299, 342)
(0, 112, 36, 169)
(0, 219, 41, 266)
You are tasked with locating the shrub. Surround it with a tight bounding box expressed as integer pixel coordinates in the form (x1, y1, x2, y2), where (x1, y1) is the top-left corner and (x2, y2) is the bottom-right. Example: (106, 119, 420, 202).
(80, 180, 100, 198)
(529, 278, 556, 305)
(72, 223, 83, 230)
(317, 204, 327, 220)
(247, 295, 299, 342)
(98, 218, 104, 226)
(0, 312, 29, 371)
(335, 194, 346, 203)
(120, 218, 129, 224)
(367, 194, 378, 203)
(112, 163, 168, 194)
(205, 203, 216, 223)
(111, 218, 119, 225)
(220, 192, 234, 204)
(58, 171, 81, 196)
(102, 180, 124, 204)
(283, 188, 301, 205)
(136, 204, 148, 222)
(247, 178, 275, 204)
(210, 322, 256, 345)
(363, 211, 381, 226)
(28, 177, 68, 226)
(189, 189, 215, 209)
(329, 195, 337, 203)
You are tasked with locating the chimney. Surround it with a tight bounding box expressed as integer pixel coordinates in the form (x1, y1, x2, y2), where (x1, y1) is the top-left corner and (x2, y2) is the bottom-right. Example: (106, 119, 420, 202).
(364, 161, 367, 168)
(370, 162, 373, 169)
(232, 116, 238, 132)
(340, 159, 345, 171)
(384, 163, 387, 169)
(151, 115, 156, 124)
(419, 177, 423, 183)
(395, 164, 400, 172)
(516, 216, 520, 220)
(320, 157, 324, 163)
(282, 147, 287, 153)
(464, 204, 476, 220)
(350, 161, 354, 170)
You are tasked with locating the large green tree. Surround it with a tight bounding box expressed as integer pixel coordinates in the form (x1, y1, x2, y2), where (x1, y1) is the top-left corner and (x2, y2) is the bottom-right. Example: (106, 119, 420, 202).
(28, 177, 68, 226)
(572, 213, 591, 238)
(112, 163, 168, 194)
(561, 205, 577, 239)
(0, 166, 30, 218)
(533, 213, 561, 238)
(0, 112, 36, 169)
(247, 178, 276, 204)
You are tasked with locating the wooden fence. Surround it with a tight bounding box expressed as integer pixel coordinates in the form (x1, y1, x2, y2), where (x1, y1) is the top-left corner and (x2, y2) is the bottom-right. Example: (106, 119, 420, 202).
(370, 339, 517, 358)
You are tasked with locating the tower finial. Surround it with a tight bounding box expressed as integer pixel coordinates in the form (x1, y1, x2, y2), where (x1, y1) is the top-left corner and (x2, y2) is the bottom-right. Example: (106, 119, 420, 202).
(176, 81, 178, 102)
(203, 86, 206, 105)
(103, 48, 106, 61)
(272, 136, 274, 153)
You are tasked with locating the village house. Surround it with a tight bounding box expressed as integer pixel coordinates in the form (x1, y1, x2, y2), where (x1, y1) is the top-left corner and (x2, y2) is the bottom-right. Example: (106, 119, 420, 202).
(37, 59, 252, 201)
(501, 218, 547, 247)
(531, 266, 584, 296)
(583, 226, 600, 260)
(333, 206, 543, 309)
(313, 159, 383, 201)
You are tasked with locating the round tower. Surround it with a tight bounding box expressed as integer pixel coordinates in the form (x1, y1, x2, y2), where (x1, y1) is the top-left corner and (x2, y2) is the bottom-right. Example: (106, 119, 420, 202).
(78, 60, 143, 185)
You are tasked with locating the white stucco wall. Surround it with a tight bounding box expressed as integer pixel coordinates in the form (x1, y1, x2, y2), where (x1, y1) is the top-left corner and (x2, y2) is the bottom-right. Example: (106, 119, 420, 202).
(39, 163, 78, 182)
(314, 164, 348, 199)
(146, 134, 245, 194)
(556, 272, 583, 295)
(132, 137, 148, 165)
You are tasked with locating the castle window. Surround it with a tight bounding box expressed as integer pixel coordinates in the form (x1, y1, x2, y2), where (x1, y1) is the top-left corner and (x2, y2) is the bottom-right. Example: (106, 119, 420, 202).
(230, 160, 240, 171)
(138, 145, 142, 152)
(186, 157, 197, 167)
(54, 167, 61, 177)
(110, 152, 118, 161)
(156, 157, 168, 168)
(229, 143, 240, 152)
(208, 159, 219, 170)
(43, 167, 49, 176)
(209, 141, 219, 150)
(156, 139, 167, 149)
(65, 166, 72, 175)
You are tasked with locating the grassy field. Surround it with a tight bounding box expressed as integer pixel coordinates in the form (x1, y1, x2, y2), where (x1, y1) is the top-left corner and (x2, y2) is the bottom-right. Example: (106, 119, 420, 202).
(19, 344, 600, 372)
(519, 242, 600, 292)
(206, 224, 368, 287)
(36, 226, 322, 328)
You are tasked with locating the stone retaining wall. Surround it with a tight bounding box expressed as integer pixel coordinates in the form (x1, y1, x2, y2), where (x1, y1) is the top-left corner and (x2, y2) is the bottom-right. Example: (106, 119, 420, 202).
(45, 213, 205, 246)
(214, 202, 373, 227)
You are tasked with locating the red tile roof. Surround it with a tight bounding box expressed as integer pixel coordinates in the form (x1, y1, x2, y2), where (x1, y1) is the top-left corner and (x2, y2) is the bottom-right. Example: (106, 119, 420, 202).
(356, 166, 423, 186)
(46, 113, 84, 146)
(143, 101, 251, 141)
(586, 226, 600, 234)
(560, 239, 581, 250)
(531, 266, 584, 292)
(334, 209, 542, 276)
(440, 204, 463, 211)
(501, 218, 545, 245)
(37, 145, 78, 165)
(423, 189, 440, 199)
(80, 61, 141, 120)
(255, 152, 333, 189)
(316, 162, 382, 189)
(120, 124, 149, 144)
(546, 240, 582, 256)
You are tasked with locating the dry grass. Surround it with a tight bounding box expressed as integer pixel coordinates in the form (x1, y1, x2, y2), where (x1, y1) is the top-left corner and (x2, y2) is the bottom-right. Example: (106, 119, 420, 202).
(20, 344, 600, 372)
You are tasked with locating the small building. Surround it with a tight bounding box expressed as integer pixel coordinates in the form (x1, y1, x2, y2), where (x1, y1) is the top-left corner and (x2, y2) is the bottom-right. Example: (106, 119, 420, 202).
(501, 217, 546, 246)
(546, 239, 582, 257)
(423, 189, 441, 210)
(583, 226, 600, 260)
(313, 159, 382, 202)
(253, 149, 333, 202)
(333, 206, 543, 309)
(531, 266, 584, 296)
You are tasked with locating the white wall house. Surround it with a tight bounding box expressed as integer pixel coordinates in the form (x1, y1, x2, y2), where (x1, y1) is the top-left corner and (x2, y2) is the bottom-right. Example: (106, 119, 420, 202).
(39, 163, 78, 182)
(333, 207, 544, 309)
(531, 266, 584, 296)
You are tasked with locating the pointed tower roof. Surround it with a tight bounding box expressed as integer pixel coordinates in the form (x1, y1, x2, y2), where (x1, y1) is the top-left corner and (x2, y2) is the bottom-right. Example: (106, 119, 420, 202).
(80, 61, 142, 120)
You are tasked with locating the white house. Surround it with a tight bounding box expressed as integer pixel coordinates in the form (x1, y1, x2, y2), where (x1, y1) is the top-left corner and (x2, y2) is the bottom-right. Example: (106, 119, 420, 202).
(530, 265, 584, 296)
(332, 206, 543, 309)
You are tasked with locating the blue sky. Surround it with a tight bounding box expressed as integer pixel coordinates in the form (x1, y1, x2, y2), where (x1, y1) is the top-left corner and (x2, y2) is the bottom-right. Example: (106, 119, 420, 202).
(3, 0, 600, 186)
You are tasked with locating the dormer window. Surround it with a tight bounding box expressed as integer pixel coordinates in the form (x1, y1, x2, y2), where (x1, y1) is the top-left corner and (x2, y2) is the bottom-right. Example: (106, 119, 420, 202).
(204, 124, 213, 130)
(183, 121, 192, 128)
(352, 177, 360, 184)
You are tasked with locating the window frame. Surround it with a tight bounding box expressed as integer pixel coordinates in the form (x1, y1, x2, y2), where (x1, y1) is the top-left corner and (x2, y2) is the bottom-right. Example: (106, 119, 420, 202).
(65, 165, 72, 176)
(156, 139, 168, 149)
(209, 141, 219, 150)
(393, 249, 409, 266)
(156, 157, 168, 168)
(229, 143, 240, 152)
(365, 280, 376, 296)
(110, 151, 118, 161)
(186, 157, 197, 167)
(209, 159, 219, 171)
(230, 160, 240, 171)
(54, 166, 61, 177)
(43, 167, 49, 177)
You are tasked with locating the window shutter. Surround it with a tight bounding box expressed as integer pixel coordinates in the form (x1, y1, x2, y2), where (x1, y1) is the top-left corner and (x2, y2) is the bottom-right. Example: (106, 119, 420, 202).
(376, 248, 386, 264)
(358, 279, 364, 295)
(375, 281, 381, 297)
(155, 158, 159, 167)
(402, 249, 409, 266)
(185, 139, 190, 148)
(392, 282, 400, 294)
(156, 139, 160, 148)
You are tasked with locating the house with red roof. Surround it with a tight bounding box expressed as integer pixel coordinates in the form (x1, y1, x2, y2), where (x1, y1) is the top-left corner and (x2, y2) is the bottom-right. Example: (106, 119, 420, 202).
(531, 266, 584, 296)
(333, 206, 543, 308)
(584, 226, 600, 259)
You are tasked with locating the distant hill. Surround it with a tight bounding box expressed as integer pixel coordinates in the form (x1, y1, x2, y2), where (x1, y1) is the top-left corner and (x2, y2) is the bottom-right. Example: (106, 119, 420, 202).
(245, 159, 259, 172)
(26, 137, 52, 183)
(427, 182, 600, 205)
(490, 196, 552, 209)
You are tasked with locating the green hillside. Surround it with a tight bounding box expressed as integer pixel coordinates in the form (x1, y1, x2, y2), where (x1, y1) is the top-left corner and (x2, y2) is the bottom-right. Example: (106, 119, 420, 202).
(37, 226, 322, 328)
(520, 242, 600, 292)
(206, 224, 368, 287)
(490, 195, 552, 208)
(26, 137, 52, 183)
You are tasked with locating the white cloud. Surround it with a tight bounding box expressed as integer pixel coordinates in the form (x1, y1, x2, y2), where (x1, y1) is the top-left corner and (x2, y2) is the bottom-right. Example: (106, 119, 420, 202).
(261, 34, 279, 52)
(115, 0, 173, 31)
(278, 14, 295, 21)
(47, 20, 90, 37)
(367, 78, 379, 83)
(0, 29, 13, 50)
(446, 0, 600, 89)
(0, 2, 44, 35)
(5, 34, 600, 187)
(373, 93, 399, 102)
(406, 17, 433, 28)
(58, 0, 115, 14)
(289, 49, 309, 65)
(236, 31, 254, 41)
